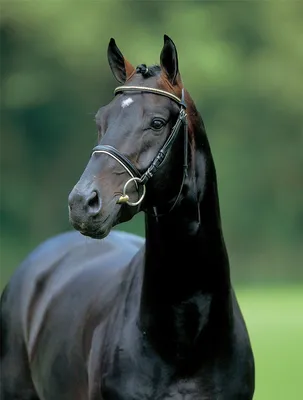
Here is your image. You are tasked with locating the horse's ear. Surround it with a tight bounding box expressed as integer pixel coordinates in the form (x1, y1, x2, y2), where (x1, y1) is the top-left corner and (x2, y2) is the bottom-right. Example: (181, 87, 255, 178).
(160, 34, 180, 85)
(107, 38, 135, 83)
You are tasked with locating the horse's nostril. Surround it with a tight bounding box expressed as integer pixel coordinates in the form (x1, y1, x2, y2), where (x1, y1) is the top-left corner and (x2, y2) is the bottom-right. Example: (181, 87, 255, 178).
(87, 191, 102, 216)
(88, 191, 98, 208)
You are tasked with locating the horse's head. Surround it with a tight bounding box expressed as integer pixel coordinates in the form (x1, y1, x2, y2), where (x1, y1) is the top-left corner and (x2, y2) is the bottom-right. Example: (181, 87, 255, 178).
(68, 35, 191, 239)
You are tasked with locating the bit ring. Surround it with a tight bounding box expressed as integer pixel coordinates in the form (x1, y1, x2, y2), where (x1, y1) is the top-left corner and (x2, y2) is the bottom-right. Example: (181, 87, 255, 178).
(118, 177, 146, 206)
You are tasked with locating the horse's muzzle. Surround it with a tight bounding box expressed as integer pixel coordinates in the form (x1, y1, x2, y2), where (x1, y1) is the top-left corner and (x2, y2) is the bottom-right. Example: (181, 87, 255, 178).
(68, 188, 102, 220)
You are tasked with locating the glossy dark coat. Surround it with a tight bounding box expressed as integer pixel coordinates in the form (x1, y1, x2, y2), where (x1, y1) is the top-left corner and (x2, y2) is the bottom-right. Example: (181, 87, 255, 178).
(0, 35, 255, 399)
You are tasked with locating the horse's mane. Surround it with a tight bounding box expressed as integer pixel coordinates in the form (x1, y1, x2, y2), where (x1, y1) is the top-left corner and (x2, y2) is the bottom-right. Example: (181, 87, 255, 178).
(135, 64, 161, 78)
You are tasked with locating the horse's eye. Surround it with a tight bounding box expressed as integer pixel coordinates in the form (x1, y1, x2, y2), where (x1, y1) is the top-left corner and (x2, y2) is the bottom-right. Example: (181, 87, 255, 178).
(151, 119, 165, 130)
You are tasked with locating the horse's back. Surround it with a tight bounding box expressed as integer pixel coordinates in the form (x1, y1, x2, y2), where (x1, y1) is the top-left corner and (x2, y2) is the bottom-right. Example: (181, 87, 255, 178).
(0, 229, 144, 399)
(3, 229, 143, 299)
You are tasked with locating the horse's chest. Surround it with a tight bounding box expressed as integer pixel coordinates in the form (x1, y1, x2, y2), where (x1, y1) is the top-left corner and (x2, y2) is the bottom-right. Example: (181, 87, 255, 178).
(156, 380, 206, 400)
(97, 323, 214, 400)
(100, 350, 209, 400)
(102, 373, 204, 400)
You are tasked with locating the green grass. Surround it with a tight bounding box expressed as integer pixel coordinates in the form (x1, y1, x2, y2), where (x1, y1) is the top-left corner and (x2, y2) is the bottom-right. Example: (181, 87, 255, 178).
(236, 285, 302, 400)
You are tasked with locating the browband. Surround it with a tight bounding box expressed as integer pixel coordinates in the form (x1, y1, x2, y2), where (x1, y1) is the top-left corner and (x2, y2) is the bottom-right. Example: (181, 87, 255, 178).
(114, 86, 185, 108)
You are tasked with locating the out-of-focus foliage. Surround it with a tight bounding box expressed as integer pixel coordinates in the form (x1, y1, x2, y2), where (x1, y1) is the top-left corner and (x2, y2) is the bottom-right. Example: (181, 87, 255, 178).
(1, 0, 302, 287)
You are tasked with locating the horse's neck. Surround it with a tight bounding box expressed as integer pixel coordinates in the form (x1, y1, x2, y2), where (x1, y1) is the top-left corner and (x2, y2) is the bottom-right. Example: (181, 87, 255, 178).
(139, 127, 232, 357)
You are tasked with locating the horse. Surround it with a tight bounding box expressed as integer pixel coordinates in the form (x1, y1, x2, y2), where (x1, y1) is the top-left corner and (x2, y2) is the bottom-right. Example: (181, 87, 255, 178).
(0, 35, 255, 399)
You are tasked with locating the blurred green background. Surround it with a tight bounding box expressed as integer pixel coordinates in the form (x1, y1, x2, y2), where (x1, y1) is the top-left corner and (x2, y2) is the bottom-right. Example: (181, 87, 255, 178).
(0, 1, 302, 399)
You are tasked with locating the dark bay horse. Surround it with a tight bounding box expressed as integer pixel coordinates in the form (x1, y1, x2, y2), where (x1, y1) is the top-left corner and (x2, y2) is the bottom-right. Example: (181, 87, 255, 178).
(0, 35, 255, 399)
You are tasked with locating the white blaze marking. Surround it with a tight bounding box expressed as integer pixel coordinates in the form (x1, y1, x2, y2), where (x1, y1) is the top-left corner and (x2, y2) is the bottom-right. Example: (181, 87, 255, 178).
(121, 97, 134, 108)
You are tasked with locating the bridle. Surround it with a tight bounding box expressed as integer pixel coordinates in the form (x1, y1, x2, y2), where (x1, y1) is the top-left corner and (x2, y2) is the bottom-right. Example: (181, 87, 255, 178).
(91, 85, 188, 214)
